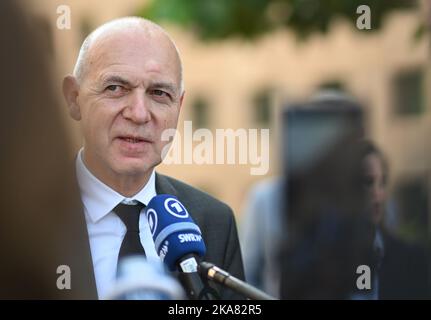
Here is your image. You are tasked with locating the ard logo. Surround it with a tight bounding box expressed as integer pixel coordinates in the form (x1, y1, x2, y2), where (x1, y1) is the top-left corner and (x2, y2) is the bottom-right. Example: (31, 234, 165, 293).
(164, 198, 189, 218)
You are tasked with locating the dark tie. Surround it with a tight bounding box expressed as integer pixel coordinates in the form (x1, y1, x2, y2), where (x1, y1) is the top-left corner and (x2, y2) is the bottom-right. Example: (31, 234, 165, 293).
(114, 202, 146, 259)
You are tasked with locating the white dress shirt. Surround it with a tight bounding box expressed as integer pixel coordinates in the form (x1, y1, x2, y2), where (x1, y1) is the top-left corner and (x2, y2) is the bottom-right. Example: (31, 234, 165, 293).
(75, 148, 159, 299)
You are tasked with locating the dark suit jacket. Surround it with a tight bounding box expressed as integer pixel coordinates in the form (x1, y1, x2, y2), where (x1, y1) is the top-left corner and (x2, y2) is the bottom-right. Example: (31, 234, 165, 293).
(53, 171, 245, 300)
(155, 173, 246, 299)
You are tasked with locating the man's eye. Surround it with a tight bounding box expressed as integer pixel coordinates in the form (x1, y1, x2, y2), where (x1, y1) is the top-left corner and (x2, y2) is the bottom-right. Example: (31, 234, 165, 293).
(106, 85, 121, 91)
(104, 85, 128, 97)
(151, 89, 170, 97)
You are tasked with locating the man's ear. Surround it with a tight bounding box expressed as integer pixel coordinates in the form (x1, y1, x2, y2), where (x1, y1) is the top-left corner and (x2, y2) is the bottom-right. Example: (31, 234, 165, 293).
(62, 75, 81, 121)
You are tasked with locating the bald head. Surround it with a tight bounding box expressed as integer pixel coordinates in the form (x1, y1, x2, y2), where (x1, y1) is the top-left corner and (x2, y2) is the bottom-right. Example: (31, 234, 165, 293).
(73, 17, 183, 93)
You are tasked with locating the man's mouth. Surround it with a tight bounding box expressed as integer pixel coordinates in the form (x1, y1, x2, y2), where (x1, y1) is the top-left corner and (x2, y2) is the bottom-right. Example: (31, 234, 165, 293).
(121, 137, 144, 143)
(117, 136, 150, 144)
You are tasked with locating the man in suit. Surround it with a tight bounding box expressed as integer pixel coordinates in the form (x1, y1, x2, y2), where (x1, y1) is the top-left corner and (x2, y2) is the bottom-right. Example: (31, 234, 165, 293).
(62, 17, 244, 299)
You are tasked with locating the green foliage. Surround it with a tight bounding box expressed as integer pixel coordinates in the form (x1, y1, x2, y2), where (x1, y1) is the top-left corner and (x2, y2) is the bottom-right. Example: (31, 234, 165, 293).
(137, 0, 416, 41)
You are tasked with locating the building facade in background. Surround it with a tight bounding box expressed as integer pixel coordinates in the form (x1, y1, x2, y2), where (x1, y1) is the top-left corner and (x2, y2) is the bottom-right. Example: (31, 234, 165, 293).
(28, 0, 430, 240)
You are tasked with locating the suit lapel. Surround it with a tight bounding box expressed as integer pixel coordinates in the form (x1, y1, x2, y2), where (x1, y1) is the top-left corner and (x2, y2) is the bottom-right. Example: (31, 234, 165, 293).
(155, 173, 178, 196)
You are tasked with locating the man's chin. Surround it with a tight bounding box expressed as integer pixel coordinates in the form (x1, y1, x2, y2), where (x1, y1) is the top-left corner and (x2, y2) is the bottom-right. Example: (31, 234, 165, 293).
(113, 157, 158, 176)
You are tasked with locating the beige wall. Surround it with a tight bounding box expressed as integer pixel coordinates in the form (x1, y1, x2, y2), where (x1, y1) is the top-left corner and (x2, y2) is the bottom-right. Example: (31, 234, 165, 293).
(27, 1, 430, 221)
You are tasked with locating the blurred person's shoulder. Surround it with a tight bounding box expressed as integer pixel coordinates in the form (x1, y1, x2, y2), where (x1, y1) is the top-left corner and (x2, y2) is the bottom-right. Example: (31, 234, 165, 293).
(248, 176, 283, 199)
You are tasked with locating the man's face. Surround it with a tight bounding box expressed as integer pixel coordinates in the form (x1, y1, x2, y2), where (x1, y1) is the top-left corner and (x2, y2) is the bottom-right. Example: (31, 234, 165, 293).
(73, 30, 183, 183)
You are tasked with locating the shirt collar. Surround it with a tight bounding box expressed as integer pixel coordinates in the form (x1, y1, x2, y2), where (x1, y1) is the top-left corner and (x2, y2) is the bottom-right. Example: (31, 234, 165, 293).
(75, 148, 156, 223)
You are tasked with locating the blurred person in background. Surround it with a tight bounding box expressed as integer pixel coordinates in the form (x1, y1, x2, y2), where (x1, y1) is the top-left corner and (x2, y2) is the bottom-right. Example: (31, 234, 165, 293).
(243, 92, 383, 299)
(0, 0, 95, 298)
(279, 139, 375, 299)
(358, 140, 429, 299)
(279, 93, 376, 299)
(240, 176, 284, 298)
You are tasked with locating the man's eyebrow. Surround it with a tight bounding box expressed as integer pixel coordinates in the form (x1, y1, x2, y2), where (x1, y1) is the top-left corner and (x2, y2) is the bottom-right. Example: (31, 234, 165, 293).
(100, 75, 133, 87)
(149, 82, 178, 95)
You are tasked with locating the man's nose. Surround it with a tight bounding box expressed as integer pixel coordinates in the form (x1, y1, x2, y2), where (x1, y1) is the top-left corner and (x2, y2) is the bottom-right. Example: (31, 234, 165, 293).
(122, 90, 151, 124)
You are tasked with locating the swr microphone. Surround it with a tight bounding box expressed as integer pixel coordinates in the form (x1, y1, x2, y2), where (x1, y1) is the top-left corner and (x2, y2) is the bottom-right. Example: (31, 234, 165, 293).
(144, 194, 217, 300)
(145, 195, 278, 300)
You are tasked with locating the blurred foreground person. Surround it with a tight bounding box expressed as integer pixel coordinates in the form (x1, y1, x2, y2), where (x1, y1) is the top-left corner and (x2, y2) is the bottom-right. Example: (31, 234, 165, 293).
(279, 94, 375, 299)
(0, 0, 95, 298)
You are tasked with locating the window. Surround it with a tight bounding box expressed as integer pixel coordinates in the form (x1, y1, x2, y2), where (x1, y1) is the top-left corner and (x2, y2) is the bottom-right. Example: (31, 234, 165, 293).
(192, 97, 210, 128)
(253, 90, 272, 127)
(318, 80, 345, 92)
(393, 68, 425, 116)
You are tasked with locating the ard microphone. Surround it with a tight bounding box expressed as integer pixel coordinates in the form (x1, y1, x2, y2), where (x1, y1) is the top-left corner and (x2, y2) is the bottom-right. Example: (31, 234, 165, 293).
(145, 194, 217, 300)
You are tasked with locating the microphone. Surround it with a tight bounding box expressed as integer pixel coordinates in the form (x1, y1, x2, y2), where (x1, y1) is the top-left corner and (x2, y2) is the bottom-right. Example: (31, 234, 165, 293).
(103, 255, 185, 300)
(145, 194, 276, 300)
(144, 194, 217, 300)
(199, 262, 277, 300)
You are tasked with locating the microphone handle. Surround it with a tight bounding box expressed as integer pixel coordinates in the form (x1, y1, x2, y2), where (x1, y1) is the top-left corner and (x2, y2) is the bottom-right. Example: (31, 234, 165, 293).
(200, 261, 277, 300)
(178, 272, 218, 300)
(177, 254, 219, 300)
